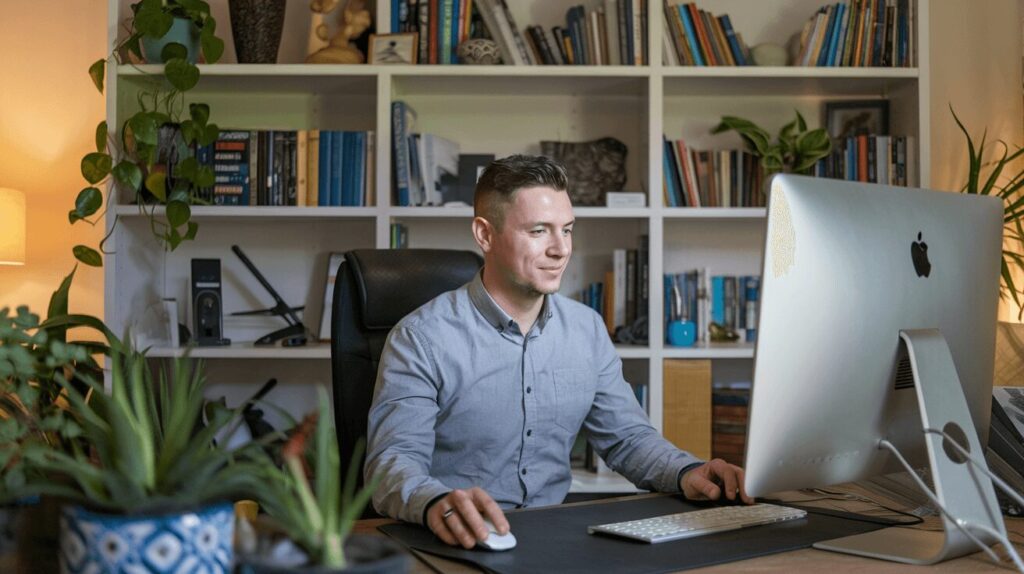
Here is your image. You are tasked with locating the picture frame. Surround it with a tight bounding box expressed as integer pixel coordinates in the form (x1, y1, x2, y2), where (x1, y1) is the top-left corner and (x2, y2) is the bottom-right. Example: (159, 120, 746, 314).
(824, 100, 890, 140)
(368, 33, 418, 65)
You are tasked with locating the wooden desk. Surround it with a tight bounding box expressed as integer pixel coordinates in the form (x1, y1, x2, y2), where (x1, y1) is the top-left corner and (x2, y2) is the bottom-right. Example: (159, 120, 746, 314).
(354, 487, 1024, 573)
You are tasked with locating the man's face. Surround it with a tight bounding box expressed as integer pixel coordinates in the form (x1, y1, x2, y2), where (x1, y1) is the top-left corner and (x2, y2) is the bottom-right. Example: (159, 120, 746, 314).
(488, 186, 574, 297)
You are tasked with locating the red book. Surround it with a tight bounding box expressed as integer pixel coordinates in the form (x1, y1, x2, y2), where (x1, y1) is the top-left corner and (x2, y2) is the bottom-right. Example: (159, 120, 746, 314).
(858, 134, 869, 182)
(687, 3, 718, 65)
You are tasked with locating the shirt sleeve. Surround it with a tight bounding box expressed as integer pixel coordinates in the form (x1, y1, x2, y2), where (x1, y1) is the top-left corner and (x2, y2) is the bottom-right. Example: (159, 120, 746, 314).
(364, 323, 452, 525)
(582, 314, 704, 493)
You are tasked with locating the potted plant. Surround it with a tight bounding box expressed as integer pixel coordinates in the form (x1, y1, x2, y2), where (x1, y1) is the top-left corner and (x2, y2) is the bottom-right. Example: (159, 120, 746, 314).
(12, 336, 261, 573)
(238, 389, 409, 573)
(951, 106, 1024, 319)
(70, 0, 225, 267)
(710, 110, 833, 177)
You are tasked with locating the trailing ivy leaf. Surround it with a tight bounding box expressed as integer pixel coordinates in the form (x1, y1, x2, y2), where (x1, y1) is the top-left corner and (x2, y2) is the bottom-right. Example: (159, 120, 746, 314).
(74, 187, 103, 219)
(95, 121, 108, 153)
(165, 58, 199, 92)
(112, 160, 143, 191)
(184, 221, 199, 240)
(189, 103, 210, 127)
(168, 187, 191, 203)
(73, 245, 103, 267)
(166, 227, 183, 250)
(194, 165, 215, 188)
(68, 210, 83, 225)
(174, 156, 199, 180)
(145, 172, 168, 202)
(161, 42, 188, 63)
(199, 124, 219, 147)
(88, 59, 105, 93)
(129, 114, 159, 146)
(166, 201, 191, 228)
(200, 31, 225, 64)
(81, 153, 113, 184)
(124, 34, 143, 61)
(134, 6, 173, 39)
(179, 119, 198, 144)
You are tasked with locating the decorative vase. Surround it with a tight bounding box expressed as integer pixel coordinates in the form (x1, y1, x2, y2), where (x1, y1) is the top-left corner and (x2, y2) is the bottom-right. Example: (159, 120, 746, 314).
(59, 502, 234, 573)
(458, 39, 502, 65)
(229, 0, 287, 64)
(141, 17, 201, 64)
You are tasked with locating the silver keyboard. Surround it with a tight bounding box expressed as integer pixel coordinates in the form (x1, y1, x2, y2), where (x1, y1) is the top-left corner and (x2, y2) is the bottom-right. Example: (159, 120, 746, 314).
(587, 503, 808, 544)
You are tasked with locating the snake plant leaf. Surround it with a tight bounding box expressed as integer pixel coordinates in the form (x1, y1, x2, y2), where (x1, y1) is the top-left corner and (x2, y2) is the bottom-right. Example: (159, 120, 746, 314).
(73, 245, 102, 267)
(165, 58, 199, 92)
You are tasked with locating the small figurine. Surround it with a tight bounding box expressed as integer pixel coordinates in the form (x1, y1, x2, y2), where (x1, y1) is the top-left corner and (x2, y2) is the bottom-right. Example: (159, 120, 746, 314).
(306, 0, 372, 64)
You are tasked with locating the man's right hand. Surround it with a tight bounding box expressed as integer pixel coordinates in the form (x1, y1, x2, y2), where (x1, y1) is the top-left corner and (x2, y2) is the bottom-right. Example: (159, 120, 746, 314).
(426, 487, 509, 549)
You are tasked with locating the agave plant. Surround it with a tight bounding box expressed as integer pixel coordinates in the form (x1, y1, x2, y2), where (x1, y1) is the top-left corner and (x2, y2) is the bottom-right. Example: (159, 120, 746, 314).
(711, 110, 833, 176)
(246, 388, 378, 569)
(952, 106, 1024, 319)
(14, 337, 260, 512)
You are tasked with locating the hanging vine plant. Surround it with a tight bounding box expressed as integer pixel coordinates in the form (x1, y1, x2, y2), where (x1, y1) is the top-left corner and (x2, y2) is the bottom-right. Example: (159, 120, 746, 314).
(71, 0, 224, 267)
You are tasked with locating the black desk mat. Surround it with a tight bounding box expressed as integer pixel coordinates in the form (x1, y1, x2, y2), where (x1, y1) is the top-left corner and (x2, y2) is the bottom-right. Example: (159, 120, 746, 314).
(379, 495, 896, 574)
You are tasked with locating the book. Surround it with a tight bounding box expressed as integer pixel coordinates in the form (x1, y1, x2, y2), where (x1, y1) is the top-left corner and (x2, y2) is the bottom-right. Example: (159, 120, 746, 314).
(318, 253, 346, 341)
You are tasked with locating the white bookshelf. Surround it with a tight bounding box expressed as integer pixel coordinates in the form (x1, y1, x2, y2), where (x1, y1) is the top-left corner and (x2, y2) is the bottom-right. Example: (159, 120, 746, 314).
(107, 0, 932, 490)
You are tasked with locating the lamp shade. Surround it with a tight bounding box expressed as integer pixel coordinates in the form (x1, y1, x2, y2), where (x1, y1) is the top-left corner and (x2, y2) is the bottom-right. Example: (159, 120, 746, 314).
(0, 188, 26, 265)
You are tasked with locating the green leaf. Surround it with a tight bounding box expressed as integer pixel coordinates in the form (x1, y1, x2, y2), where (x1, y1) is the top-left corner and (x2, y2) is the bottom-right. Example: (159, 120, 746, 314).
(95, 121, 108, 153)
(145, 172, 167, 202)
(194, 165, 215, 188)
(951, 106, 981, 194)
(189, 103, 210, 127)
(112, 160, 143, 191)
(175, 156, 199, 180)
(795, 110, 808, 132)
(124, 34, 143, 61)
(184, 221, 199, 240)
(199, 124, 219, 147)
(166, 201, 191, 228)
(73, 245, 103, 267)
(73, 187, 103, 219)
(46, 266, 73, 329)
(81, 152, 113, 184)
(128, 113, 159, 146)
(134, 6, 173, 39)
(160, 42, 188, 63)
(200, 27, 224, 64)
(88, 59, 105, 93)
(165, 58, 199, 92)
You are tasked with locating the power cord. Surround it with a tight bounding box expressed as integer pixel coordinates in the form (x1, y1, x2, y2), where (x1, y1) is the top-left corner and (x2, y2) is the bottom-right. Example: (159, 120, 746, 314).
(761, 489, 923, 527)
(879, 435, 1024, 572)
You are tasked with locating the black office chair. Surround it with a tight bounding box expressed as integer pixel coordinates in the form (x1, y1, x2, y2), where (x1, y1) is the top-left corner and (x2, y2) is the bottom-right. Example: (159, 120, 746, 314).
(330, 248, 483, 513)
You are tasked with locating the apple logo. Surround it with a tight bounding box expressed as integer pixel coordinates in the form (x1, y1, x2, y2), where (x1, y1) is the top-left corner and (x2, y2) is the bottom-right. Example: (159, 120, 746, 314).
(911, 231, 931, 277)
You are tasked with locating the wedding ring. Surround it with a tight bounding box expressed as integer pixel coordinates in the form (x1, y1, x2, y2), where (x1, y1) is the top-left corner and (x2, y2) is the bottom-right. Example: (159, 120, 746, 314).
(442, 507, 456, 520)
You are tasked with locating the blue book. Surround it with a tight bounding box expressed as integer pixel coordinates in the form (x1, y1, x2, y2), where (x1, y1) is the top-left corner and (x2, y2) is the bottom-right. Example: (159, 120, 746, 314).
(354, 131, 366, 207)
(712, 276, 725, 324)
(391, 0, 400, 32)
(825, 4, 845, 66)
(391, 102, 411, 206)
(816, 6, 836, 67)
(330, 131, 343, 206)
(318, 131, 332, 206)
(664, 139, 681, 207)
(450, 0, 460, 64)
(718, 15, 745, 66)
(678, 6, 705, 66)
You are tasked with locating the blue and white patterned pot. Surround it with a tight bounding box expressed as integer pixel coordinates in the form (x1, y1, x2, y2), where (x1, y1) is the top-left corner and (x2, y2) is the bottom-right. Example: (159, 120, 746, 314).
(59, 502, 234, 574)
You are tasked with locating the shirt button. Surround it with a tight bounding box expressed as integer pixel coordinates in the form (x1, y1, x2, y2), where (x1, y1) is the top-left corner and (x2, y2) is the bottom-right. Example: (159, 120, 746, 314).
(526, 429, 533, 437)
(521, 468, 528, 475)
(526, 387, 532, 394)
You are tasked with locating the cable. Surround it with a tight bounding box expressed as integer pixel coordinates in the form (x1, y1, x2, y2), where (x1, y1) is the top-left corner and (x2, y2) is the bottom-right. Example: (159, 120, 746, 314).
(878, 438, 1005, 566)
(806, 487, 924, 524)
(763, 489, 923, 526)
(922, 427, 1024, 510)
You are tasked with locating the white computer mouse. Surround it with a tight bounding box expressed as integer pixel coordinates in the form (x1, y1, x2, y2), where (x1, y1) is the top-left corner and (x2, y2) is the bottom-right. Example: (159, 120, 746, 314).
(476, 518, 517, 551)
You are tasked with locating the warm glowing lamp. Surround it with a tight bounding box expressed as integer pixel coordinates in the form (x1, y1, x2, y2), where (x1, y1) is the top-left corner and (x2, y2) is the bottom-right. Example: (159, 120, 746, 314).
(0, 188, 26, 265)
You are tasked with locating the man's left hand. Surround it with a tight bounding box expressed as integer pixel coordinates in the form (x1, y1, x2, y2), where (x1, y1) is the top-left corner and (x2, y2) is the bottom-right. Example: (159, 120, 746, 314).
(680, 459, 754, 504)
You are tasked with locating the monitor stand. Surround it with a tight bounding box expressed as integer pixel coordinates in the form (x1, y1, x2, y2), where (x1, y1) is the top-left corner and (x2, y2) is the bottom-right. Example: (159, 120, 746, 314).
(813, 329, 1006, 564)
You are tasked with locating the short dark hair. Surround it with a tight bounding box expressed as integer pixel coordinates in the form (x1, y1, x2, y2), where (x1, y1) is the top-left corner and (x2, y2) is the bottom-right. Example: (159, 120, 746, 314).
(474, 154, 569, 229)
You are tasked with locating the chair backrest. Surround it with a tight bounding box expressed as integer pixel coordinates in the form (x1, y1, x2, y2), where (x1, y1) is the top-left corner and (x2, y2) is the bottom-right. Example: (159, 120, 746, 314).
(330, 248, 483, 504)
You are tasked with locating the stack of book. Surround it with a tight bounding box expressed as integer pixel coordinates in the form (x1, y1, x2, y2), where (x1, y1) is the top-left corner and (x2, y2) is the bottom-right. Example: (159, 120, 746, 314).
(815, 134, 913, 186)
(796, 0, 915, 67)
(988, 387, 1024, 513)
(664, 137, 765, 207)
(390, 223, 409, 248)
(712, 385, 750, 466)
(195, 129, 375, 207)
(539, 2, 648, 65)
(663, 2, 750, 66)
(580, 237, 650, 337)
(391, 101, 461, 206)
(665, 270, 761, 344)
(391, 0, 478, 64)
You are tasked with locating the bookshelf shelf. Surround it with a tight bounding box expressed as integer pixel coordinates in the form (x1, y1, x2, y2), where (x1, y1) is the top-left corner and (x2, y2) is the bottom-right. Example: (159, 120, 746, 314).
(106, 0, 933, 438)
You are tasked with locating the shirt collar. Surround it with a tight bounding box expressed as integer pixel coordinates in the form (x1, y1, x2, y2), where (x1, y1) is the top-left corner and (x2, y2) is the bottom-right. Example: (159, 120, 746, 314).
(468, 270, 554, 334)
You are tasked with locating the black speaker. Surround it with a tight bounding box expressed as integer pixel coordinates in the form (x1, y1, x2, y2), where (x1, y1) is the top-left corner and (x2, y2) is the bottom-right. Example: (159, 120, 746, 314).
(192, 259, 231, 346)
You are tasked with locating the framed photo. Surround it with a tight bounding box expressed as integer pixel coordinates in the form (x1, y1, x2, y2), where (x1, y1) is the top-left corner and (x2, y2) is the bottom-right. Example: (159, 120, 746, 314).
(824, 100, 890, 140)
(368, 33, 418, 65)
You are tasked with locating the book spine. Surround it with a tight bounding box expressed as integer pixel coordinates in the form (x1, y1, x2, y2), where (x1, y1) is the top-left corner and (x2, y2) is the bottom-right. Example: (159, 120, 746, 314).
(604, 0, 620, 65)
(679, 5, 704, 66)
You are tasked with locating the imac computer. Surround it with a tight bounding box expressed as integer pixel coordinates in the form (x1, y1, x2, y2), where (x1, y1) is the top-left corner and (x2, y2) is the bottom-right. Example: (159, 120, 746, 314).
(744, 174, 1008, 564)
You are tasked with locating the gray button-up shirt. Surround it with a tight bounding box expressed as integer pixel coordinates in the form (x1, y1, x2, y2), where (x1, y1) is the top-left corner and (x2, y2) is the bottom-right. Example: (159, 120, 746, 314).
(365, 272, 702, 525)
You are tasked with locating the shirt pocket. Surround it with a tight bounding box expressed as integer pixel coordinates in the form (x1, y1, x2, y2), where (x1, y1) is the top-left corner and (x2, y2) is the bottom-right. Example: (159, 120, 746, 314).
(553, 368, 595, 433)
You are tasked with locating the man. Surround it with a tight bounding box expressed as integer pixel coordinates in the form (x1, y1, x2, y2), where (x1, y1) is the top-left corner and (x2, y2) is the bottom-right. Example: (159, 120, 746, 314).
(365, 155, 751, 549)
